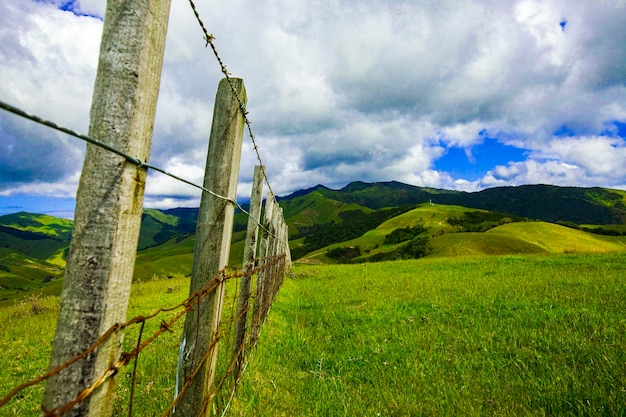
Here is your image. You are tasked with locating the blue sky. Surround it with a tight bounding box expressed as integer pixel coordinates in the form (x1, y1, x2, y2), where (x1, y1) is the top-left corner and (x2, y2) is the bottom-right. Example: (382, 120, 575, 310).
(1, 0, 626, 218)
(434, 137, 528, 182)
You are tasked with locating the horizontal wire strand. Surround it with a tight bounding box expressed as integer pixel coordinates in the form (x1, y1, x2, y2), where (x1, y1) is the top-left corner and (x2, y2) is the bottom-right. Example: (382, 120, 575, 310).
(0, 99, 276, 238)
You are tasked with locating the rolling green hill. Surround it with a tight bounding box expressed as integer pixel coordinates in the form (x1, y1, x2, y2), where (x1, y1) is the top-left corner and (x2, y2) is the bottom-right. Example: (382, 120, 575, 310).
(297, 203, 626, 264)
(0, 213, 72, 305)
(133, 235, 195, 281)
(137, 207, 197, 250)
(280, 190, 374, 235)
(296, 203, 470, 263)
(0, 225, 68, 262)
(2, 182, 625, 303)
(429, 222, 626, 258)
(0, 212, 73, 240)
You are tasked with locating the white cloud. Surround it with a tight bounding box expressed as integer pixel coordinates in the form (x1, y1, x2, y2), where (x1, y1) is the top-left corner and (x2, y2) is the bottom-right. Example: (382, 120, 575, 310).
(1, 0, 626, 212)
(145, 157, 205, 198)
(536, 136, 626, 177)
(0, 1, 101, 130)
(481, 158, 617, 189)
(0, 171, 80, 198)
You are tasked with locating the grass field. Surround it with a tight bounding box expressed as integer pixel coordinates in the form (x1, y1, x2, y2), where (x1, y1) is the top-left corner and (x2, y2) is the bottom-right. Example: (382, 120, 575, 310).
(230, 253, 626, 416)
(1, 253, 625, 416)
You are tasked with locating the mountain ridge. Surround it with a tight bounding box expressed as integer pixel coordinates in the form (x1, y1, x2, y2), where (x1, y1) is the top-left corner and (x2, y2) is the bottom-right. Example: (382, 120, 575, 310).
(279, 181, 626, 224)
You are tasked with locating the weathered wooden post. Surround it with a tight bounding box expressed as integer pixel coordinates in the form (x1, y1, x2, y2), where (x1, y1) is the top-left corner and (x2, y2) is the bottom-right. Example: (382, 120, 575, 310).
(174, 78, 246, 416)
(261, 202, 281, 324)
(284, 216, 292, 268)
(42, 1, 170, 416)
(249, 193, 275, 345)
(232, 165, 265, 380)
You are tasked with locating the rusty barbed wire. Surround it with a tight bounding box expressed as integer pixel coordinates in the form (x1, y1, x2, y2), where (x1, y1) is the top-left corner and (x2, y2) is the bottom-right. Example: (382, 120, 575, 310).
(186, 0, 276, 199)
(1, 255, 287, 415)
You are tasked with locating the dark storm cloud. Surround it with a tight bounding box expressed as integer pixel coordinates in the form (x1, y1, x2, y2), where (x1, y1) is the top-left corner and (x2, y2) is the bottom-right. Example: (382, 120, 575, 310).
(0, 114, 83, 189)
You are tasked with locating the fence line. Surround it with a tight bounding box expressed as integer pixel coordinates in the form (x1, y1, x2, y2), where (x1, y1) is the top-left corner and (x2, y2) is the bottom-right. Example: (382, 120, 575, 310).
(0, 2, 292, 415)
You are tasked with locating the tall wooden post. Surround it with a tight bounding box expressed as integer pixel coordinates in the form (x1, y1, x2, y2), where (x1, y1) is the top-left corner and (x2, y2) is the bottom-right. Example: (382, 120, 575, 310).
(232, 165, 264, 380)
(260, 202, 280, 324)
(174, 78, 246, 416)
(250, 194, 275, 345)
(42, 1, 170, 416)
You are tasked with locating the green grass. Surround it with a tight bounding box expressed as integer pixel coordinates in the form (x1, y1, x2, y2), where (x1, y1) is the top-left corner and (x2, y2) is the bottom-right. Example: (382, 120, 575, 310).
(0, 295, 59, 415)
(230, 253, 626, 416)
(2, 253, 625, 416)
(0, 273, 247, 416)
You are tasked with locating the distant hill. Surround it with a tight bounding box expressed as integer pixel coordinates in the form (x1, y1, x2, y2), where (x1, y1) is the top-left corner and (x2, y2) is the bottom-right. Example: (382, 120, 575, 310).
(280, 182, 626, 262)
(0, 212, 73, 240)
(0, 213, 71, 304)
(279, 181, 461, 210)
(280, 182, 626, 225)
(1, 182, 625, 302)
(297, 203, 626, 264)
(138, 208, 198, 250)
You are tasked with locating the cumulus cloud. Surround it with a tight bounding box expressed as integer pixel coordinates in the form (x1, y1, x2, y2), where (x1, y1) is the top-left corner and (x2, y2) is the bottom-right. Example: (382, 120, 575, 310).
(1, 0, 626, 212)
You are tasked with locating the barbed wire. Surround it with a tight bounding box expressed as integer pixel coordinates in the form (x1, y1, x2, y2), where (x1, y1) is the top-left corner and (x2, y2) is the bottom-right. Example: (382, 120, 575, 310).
(186, 0, 276, 199)
(0, 99, 276, 238)
(1, 254, 287, 415)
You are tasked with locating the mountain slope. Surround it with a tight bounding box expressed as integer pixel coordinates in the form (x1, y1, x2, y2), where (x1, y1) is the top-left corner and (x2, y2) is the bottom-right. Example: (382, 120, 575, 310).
(281, 181, 461, 210)
(0, 212, 73, 240)
(280, 182, 626, 225)
(448, 185, 625, 224)
(280, 190, 374, 235)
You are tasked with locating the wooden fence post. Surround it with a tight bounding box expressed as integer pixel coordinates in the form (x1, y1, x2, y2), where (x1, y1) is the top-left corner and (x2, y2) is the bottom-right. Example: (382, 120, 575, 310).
(232, 165, 265, 380)
(249, 193, 274, 345)
(261, 203, 281, 323)
(283, 215, 292, 267)
(41, 1, 170, 416)
(174, 78, 246, 416)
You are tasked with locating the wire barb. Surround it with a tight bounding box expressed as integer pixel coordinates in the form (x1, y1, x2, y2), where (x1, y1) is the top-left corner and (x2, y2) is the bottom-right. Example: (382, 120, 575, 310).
(186, 0, 277, 198)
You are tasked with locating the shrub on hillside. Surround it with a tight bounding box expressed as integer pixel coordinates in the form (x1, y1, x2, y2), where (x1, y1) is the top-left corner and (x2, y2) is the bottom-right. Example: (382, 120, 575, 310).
(557, 220, 581, 230)
(447, 211, 525, 232)
(384, 222, 428, 244)
(369, 236, 431, 262)
(326, 246, 362, 262)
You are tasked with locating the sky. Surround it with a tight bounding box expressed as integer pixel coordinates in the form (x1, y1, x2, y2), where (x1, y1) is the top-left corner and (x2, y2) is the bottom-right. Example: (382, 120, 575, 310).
(1, 0, 625, 218)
